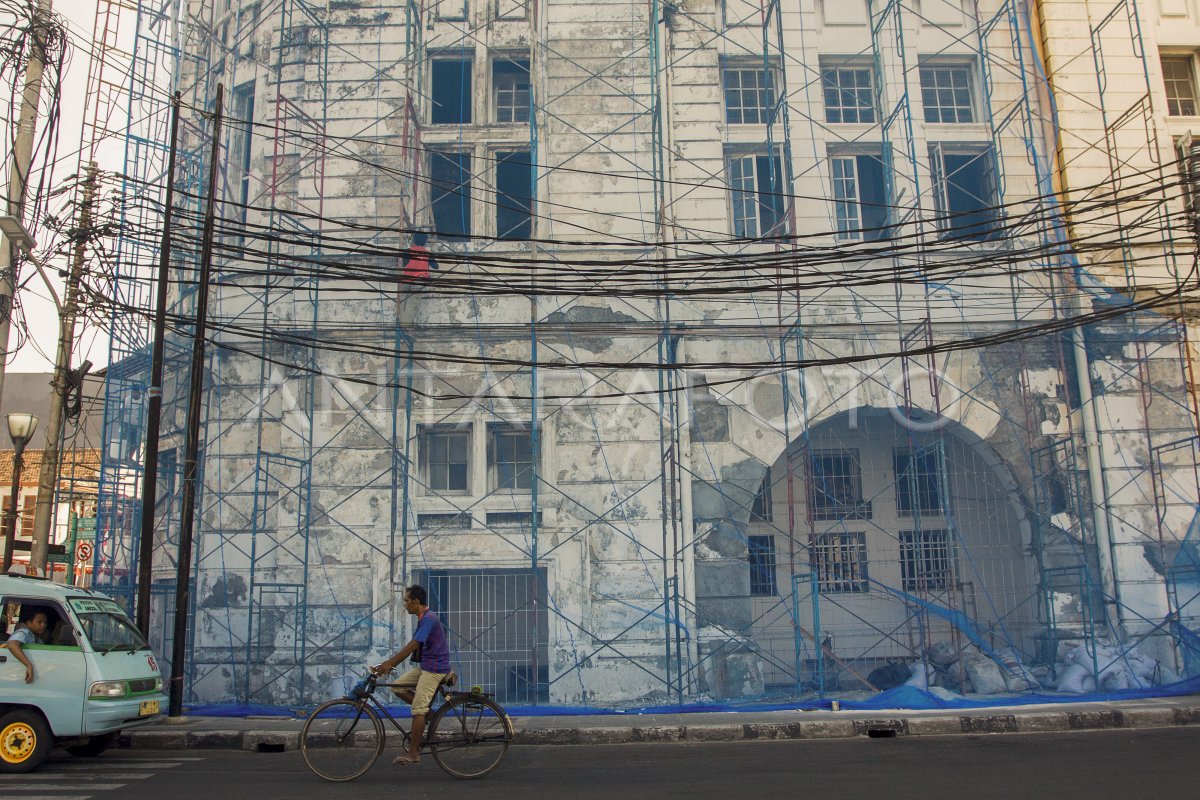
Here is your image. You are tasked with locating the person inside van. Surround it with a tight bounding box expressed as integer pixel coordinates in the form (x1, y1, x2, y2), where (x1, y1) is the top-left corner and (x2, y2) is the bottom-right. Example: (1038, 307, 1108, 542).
(7, 608, 49, 683)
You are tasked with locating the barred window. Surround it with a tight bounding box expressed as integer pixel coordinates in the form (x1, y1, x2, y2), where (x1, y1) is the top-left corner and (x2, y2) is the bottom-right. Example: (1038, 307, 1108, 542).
(894, 447, 943, 515)
(900, 529, 955, 592)
(809, 450, 870, 521)
(813, 532, 868, 593)
(749, 535, 777, 596)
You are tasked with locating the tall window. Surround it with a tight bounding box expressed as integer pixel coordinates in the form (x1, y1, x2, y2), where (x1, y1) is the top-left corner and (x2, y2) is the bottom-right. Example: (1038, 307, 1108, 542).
(1162, 56, 1198, 116)
(920, 64, 975, 124)
(490, 424, 535, 491)
(813, 532, 869, 593)
(728, 154, 787, 238)
(894, 447, 943, 515)
(496, 151, 533, 239)
(493, 58, 530, 123)
(750, 467, 773, 522)
(431, 57, 473, 124)
(421, 427, 470, 493)
(929, 144, 1000, 241)
(900, 529, 954, 592)
(229, 82, 255, 216)
(749, 535, 778, 596)
(830, 153, 888, 241)
(822, 66, 875, 124)
(723, 66, 776, 124)
(430, 151, 472, 237)
(808, 449, 869, 521)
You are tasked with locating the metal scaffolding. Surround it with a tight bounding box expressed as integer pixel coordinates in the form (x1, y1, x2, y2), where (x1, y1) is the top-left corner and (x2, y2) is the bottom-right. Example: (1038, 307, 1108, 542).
(85, 0, 1200, 710)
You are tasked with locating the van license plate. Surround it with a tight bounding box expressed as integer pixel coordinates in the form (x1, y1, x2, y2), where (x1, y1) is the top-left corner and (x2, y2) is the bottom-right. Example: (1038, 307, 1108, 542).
(140, 700, 160, 716)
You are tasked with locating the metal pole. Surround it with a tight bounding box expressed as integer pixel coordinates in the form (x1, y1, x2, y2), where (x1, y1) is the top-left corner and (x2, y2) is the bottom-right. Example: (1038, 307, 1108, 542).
(169, 85, 223, 717)
(0, 0, 53, 404)
(2, 442, 26, 572)
(29, 163, 99, 574)
(137, 92, 182, 636)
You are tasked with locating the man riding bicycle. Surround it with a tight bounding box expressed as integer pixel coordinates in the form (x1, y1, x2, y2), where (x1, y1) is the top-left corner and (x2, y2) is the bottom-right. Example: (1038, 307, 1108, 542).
(369, 584, 451, 766)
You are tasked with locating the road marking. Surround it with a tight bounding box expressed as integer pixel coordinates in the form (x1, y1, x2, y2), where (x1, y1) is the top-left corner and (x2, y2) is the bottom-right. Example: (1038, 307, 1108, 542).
(50, 761, 182, 770)
(8, 773, 152, 781)
(0, 784, 123, 791)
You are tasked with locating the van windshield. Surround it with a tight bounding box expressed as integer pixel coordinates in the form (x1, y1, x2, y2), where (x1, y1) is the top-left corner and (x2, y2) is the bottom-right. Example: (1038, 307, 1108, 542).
(69, 598, 150, 653)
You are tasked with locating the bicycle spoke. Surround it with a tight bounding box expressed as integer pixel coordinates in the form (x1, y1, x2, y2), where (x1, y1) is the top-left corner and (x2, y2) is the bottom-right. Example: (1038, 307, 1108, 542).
(301, 699, 384, 781)
(428, 695, 512, 779)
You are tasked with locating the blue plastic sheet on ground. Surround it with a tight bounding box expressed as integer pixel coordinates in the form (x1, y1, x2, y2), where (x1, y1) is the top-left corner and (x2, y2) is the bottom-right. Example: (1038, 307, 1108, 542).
(181, 671, 1200, 718)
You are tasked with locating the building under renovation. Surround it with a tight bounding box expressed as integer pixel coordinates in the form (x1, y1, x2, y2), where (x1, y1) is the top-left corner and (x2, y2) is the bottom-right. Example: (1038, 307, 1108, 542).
(82, 0, 1200, 708)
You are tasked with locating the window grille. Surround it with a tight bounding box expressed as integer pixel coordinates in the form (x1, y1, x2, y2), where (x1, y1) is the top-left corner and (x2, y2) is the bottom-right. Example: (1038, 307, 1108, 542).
(813, 532, 869, 593)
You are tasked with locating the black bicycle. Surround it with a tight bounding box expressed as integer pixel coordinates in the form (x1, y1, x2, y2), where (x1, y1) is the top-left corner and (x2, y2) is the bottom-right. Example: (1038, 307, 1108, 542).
(300, 671, 513, 781)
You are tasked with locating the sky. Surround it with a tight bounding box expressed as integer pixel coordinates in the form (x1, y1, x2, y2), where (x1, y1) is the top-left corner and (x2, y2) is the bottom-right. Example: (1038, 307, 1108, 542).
(8, 0, 107, 374)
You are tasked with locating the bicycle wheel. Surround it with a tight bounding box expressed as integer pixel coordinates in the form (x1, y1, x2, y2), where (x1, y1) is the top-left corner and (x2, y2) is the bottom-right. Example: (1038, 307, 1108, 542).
(300, 699, 384, 781)
(428, 694, 513, 779)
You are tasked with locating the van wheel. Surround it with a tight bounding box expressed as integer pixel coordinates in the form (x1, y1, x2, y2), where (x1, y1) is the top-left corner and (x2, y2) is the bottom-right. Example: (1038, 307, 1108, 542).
(0, 710, 51, 773)
(67, 733, 117, 757)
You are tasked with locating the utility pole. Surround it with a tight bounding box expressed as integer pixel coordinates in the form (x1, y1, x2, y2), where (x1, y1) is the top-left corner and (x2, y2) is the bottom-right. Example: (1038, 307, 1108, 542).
(29, 162, 98, 574)
(170, 84, 223, 717)
(136, 92, 182, 636)
(0, 0, 54, 404)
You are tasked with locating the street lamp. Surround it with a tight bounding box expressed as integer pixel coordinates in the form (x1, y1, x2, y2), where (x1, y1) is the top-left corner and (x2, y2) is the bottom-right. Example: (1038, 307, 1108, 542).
(2, 413, 39, 573)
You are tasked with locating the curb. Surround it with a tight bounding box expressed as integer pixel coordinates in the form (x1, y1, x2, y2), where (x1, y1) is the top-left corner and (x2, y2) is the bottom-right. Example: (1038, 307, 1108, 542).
(119, 704, 1200, 752)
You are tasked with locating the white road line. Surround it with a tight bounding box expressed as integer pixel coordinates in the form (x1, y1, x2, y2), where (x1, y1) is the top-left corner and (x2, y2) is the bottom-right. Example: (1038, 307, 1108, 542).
(50, 761, 182, 770)
(0, 784, 123, 791)
(0, 796, 93, 800)
(8, 773, 153, 781)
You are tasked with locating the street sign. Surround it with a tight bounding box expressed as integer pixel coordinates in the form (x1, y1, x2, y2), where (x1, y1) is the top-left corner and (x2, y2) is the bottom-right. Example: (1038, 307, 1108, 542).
(76, 540, 93, 563)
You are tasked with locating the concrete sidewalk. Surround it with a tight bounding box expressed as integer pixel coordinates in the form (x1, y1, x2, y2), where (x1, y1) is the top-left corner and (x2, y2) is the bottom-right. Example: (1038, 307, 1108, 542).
(118, 695, 1200, 752)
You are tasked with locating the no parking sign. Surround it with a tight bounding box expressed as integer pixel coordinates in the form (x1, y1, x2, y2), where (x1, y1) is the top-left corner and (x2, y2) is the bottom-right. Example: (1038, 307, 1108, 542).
(76, 540, 93, 563)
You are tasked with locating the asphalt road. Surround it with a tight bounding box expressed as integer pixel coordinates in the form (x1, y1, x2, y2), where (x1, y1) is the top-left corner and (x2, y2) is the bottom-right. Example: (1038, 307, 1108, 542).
(7, 726, 1198, 800)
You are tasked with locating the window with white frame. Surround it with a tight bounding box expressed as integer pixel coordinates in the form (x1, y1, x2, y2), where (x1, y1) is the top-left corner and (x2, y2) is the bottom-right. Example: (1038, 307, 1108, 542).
(894, 447, 943, 515)
(489, 424, 536, 491)
(808, 449, 870, 521)
(421, 426, 471, 493)
(722, 65, 776, 124)
(493, 58, 530, 123)
(929, 144, 1000, 241)
(813, 532, 869, 593)
(749, 535, 778, 596)
(496, 150, 533, 239)
(830, 152, 888, 241)
(899, 529, 954, 592)
(430, 150, 472, 237)
(919, 63, 976, 124)
(728, 153, 787, 238)
(430, 56, 473, 124)
(822, 64, 875, 124)
(1162, 56, 1198, 116)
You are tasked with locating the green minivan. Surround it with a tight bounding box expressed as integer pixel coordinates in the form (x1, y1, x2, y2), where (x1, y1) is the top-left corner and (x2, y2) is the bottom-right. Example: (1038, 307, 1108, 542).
(0, 573, 167, 772)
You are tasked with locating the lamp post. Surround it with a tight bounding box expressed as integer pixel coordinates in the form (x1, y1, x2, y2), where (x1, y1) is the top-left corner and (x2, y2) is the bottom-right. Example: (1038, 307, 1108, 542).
(2, 413, 38, 573)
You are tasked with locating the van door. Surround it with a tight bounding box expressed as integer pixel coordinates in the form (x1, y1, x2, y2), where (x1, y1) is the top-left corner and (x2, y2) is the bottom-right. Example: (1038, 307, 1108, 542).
(0, 597, 88, 737)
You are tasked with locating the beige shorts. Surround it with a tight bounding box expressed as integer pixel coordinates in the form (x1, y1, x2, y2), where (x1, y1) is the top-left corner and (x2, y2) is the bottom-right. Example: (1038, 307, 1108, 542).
(389, 667, 448, 715)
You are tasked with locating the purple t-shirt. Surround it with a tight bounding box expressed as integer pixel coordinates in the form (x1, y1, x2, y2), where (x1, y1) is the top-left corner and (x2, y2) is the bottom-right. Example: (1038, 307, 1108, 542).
(413, 611, 451, 673)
